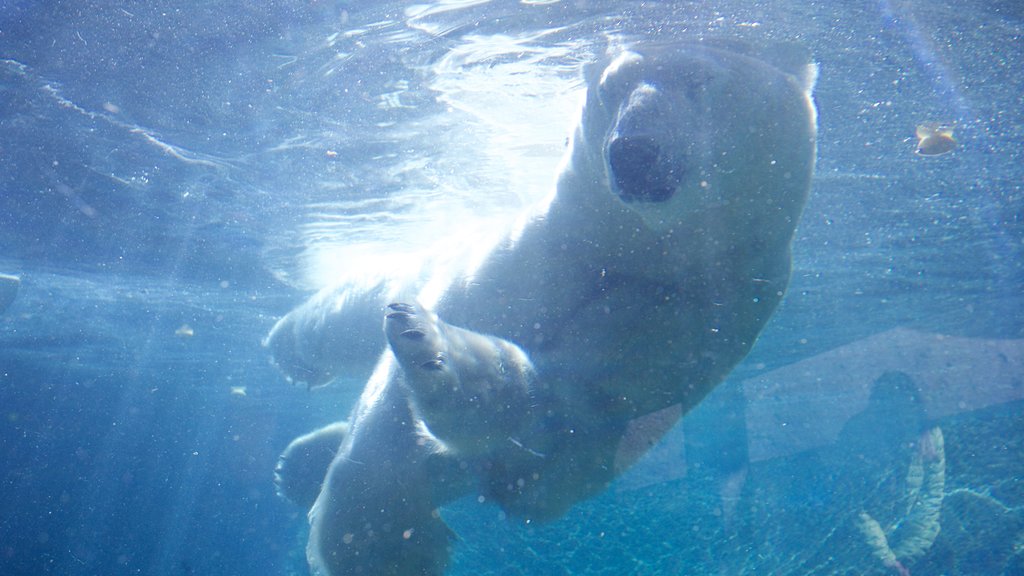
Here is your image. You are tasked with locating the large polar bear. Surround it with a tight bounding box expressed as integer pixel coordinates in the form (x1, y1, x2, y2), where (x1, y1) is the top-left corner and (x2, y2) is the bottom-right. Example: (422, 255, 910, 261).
(269, 41, 817, 576)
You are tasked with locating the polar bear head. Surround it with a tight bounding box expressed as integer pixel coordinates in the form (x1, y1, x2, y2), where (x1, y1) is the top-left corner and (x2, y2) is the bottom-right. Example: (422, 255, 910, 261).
(564, 42, 817, 276)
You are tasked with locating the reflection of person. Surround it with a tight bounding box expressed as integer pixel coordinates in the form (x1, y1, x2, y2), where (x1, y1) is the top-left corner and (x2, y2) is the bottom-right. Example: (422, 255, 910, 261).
(839, 371, 927, 466)
(842, 371, 945, 575)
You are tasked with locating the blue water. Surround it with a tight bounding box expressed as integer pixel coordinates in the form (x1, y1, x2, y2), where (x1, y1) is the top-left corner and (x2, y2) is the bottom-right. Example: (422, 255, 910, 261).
(1, 1, 1021, 575)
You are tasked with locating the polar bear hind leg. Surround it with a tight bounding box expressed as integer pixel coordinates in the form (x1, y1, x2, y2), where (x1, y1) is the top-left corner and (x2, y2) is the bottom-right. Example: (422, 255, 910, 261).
(274, 421, 349, 509)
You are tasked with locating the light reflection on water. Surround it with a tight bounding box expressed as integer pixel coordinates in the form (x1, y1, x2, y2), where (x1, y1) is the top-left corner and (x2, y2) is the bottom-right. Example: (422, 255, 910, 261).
(287, 28, 588, 294)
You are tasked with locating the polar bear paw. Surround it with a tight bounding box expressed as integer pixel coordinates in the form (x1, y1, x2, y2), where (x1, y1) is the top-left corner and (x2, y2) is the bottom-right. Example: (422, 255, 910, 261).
(385, 302, 448, 372)
(384, 302, 536, 456)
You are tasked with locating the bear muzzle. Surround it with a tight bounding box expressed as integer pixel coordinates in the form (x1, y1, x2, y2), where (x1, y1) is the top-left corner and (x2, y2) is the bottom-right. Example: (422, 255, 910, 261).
(607, 134, 684, 204)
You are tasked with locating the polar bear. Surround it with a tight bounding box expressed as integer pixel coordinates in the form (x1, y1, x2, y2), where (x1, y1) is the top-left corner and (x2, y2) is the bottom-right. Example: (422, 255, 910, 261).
(271, 41, 817, 576)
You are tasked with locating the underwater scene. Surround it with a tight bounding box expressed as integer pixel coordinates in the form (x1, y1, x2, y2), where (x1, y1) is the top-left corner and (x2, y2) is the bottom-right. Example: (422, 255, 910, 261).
(1, 1, 1021, 575)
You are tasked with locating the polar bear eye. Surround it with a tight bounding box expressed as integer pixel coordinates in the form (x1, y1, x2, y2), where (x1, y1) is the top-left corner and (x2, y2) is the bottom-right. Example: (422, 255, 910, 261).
(608, 135, 681, 203)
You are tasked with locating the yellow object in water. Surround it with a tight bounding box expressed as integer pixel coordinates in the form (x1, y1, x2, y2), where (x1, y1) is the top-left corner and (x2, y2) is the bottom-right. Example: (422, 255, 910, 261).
(915, 123, 956, 156)
(175, 324, 194, 338)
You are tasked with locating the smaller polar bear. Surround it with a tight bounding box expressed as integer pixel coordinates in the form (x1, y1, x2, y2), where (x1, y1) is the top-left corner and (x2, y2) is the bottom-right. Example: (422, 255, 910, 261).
(270, 40, 817, 576)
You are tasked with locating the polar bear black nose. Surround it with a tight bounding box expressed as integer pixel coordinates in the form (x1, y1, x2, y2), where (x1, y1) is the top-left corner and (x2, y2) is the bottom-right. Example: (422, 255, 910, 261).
(608, 136, 679, 203)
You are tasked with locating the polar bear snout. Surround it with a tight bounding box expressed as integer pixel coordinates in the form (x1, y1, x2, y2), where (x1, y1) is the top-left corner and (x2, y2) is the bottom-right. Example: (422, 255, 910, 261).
(608, 134, 683, 203)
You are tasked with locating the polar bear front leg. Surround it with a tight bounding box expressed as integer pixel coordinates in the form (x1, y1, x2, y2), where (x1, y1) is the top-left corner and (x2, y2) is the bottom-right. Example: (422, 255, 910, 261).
(385, 302, 536, 456)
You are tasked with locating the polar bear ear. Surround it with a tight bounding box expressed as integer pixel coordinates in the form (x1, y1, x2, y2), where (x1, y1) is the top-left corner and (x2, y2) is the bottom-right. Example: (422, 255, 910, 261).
(757, 43, 818, 95)
(586, 50, 645, 108)
(696, 39, 818, 96)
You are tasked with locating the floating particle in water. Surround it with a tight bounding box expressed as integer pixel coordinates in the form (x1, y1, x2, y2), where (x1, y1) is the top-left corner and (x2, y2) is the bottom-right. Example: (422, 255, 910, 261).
(915, 123, 956, 156)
